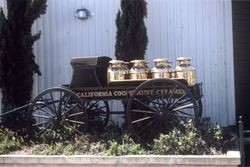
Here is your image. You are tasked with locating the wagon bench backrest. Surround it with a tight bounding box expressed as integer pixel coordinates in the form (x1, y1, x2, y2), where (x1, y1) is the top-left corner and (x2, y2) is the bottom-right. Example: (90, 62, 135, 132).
(70, 56, 112, 88)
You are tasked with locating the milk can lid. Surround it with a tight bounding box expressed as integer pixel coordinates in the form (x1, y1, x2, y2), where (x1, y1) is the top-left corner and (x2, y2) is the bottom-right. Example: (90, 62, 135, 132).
(176, 57, 192, 61)
(153, 58, 171, 63)
(130, 59, 147, 63)
(109, 60, 124, 64)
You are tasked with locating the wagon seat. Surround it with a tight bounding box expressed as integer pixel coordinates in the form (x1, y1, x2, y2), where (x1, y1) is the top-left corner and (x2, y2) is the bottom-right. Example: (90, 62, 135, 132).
(70, 56, 112, 88)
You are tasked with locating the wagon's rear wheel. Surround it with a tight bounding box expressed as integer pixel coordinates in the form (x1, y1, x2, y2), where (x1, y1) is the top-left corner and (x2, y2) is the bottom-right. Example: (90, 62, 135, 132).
(197, 99, 203, 118)
(29, 87, 88, 138)
(126, 78, 199, 140)
(85, 100, 110, 132)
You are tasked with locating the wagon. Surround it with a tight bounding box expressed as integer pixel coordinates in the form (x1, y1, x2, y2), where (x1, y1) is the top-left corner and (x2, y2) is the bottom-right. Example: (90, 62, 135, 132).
(1, 56, 203, 139)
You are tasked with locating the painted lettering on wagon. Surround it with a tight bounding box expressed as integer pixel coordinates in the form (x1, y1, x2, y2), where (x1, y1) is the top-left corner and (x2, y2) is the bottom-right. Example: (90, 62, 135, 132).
(135, 89, 185, 96)
(77, 91, 112, 98)
(155, 89, 186, 95)
(76, 89, 185, 98)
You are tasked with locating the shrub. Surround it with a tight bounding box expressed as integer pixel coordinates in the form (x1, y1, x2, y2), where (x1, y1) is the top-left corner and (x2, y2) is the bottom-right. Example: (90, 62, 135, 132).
(41, 142, 65, 155)
(73, 135, 106, 155)
(106, 134, 146, 156)
(0, 127, 24, 154)
(0, 119, 235, 155)
(153, 129, 208, 155)
(40, 134, 107, 155)
(152, 119, 235, 155)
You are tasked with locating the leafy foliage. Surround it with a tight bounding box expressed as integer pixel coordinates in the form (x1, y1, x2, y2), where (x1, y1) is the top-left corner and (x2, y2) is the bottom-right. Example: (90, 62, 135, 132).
(0, 0, 47, 131)
(106, 134, 146, 156)
(152, 119, 235, 155)
(153, 121, 208, 155)
(41, 142, 78, 156)
(0, 127, 24, 154)
(0, 119, 236, 155)
(115, 0, 148, 62)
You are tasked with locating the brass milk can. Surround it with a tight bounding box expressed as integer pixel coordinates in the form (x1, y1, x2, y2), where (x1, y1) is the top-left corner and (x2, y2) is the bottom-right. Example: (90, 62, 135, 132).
(108, 60, 128, 82)
(129, 60, 148, 80)
(175, 57, 196, 85)
(151, 58, 173, 78)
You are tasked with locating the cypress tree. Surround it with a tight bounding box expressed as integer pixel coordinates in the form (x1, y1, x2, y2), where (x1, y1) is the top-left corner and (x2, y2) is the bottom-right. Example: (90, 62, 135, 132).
(0, 0, 47, 130)
(115, 0, 148, 62)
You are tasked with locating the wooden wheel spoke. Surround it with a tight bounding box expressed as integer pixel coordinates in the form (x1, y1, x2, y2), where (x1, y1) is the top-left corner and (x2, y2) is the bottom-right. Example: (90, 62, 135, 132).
(132, 116, 152, 124)
(64, 103, 80, 114)
(65, 119, 86, 125)
(34, 105, 54, 117)
(67, 111, 85, 117)
(32, 114, 52, 119)
(62, 95, 72, 111)
(64, 123, 82, 134)
(40, 96, 56, 115)
(134, 98, 158, 112)
(177, 98, 191, 105)
(146, 96, 159, 109)
(175, 109, 195, 117)
(57, 91, 64, 112)
(132, 109, 154, 114)
(172, 103, 193, 111)
(92, 112, 108, 116)
(49, 92, 57, 113)
(168, 92, 187, 109)
(32, 120, 50, 126)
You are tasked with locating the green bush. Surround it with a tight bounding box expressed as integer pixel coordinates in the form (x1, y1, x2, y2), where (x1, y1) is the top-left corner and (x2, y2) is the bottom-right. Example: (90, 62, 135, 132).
(152, 119, 234, 155)
(106, 134, 146, 156)
(41, 142, 65, 155)
(153, 129, 208, 155)
(0, 127, 24, 154)
(41, 142, 78, 156)
(73, 135, 106, 155)
(0, 119, 235, 155)
(40, 134, 107, 155)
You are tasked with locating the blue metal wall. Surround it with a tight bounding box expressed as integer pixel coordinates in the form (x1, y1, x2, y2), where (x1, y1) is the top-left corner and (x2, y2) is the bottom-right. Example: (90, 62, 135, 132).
(0, 0, 235, 126)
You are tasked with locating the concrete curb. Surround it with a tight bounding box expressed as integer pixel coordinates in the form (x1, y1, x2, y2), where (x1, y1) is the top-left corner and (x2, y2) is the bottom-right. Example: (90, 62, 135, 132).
(0, 151, 241, 167)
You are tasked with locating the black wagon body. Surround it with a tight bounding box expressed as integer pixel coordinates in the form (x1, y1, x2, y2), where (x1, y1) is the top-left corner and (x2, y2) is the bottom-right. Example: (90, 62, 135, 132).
(2, 56, 203, 138)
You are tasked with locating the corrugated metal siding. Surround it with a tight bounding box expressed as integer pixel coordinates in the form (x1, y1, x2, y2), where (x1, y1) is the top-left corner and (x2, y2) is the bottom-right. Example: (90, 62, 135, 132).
(145, 0, 235, 126)
(0, 0, 235, 126)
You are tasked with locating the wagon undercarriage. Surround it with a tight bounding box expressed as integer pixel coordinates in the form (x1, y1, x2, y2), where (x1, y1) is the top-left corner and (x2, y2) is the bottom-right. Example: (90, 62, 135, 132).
(27, 78, 202, 139)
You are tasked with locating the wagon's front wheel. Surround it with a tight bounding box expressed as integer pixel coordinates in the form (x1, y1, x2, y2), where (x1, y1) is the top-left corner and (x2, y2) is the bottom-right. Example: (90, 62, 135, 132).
(28, 87, 88, 138)
(126, 78, 199, 140)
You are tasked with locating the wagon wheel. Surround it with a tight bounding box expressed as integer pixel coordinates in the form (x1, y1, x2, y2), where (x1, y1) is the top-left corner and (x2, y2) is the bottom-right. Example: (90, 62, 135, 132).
(28, 87, 88, 138)
(85, 100, 110, 132)
(197, 99, 203, 118)
(126, 78, 199, 140)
